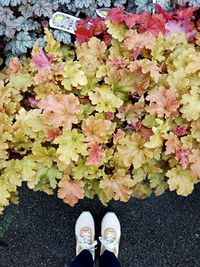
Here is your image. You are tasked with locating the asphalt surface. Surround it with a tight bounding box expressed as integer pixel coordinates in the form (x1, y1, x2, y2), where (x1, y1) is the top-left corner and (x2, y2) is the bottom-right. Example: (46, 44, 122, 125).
(0, 184, 200, 267)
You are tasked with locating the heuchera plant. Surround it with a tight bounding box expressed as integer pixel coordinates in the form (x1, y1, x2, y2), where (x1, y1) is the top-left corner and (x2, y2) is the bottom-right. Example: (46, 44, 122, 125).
(0, 6, 200, 213)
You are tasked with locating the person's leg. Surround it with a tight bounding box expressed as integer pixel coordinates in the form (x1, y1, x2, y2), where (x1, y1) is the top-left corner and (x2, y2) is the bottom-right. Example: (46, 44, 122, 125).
(99, 212, 122, 267)
(70, 249, 94, 267)
(99, 250, 121, 267)
(70, 212, 97, 267)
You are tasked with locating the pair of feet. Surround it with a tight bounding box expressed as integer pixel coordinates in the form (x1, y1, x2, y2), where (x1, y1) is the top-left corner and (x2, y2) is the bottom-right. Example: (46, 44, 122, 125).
(75, 212, 121, 260)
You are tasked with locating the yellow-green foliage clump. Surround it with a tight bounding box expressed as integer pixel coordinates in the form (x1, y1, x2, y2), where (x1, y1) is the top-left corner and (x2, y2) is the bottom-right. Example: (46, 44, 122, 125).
(0, 24, 200, 214)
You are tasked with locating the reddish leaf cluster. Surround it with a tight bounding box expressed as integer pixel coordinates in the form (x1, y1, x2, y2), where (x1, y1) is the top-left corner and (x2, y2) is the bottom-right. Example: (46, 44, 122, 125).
(75, 18, 109, 44)
(75, 5, 199, 43)
(107, 7, 138, 29)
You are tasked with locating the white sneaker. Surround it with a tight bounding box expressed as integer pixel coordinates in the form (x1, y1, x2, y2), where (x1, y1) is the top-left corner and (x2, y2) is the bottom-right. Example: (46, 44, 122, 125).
(75, 211, 97, 260)
(99, 212, 121, 257)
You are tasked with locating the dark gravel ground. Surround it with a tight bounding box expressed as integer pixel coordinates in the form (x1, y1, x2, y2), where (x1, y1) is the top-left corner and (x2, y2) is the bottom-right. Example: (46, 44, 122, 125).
(0, 184, 200, 267)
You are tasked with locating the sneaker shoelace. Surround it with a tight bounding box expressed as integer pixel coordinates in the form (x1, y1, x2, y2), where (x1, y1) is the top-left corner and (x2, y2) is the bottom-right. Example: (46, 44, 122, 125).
(99, 231, 118, 253)
(78, 230, 97, 251)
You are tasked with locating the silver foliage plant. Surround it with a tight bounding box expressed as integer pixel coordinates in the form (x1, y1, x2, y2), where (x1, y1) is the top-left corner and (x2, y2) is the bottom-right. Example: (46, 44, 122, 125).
(0, 0, 200, 60)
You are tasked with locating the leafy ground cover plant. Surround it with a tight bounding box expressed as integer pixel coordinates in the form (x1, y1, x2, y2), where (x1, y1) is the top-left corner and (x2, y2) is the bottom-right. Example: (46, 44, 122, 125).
(0, 7, 200, 213)
(0, 0, 200, 62)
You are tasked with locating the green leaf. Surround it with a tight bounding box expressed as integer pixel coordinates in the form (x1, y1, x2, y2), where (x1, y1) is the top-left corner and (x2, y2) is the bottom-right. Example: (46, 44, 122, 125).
(36, 165, 62, 189)
(9, 73, 33, 91)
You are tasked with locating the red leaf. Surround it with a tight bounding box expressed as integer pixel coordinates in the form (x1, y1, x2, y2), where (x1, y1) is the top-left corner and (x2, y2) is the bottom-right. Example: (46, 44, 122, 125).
(173, 125, 187, 137)
(106, 7, 125, 24)
(45, 128, 61, 142)
(93, 19, 107, 35)
(176, 148, 190, 169)
(154, 3, 173, 20)
(174, 7, 197, 21)
(138, 12, 166, 36)
(75, 26, 93, 43)
(107, 7, 137, 29)
(75, 18, 107, 43)
(102, 33, 112, 46)
(124, 13, 138, 29)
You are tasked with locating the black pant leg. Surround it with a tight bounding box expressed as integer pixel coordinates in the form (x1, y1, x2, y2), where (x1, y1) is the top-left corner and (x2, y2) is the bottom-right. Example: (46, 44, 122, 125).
(70, 249, 94, 267)
(99, 250, 122, 267)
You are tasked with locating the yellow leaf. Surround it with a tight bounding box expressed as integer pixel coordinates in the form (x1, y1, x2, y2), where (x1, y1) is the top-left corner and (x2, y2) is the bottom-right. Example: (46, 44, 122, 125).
(82, 115, 112, 143)
(105, 21, 127, 42)
(32, 141, 57, 167)
(191, 119, 200, 142)
(88, 85, 123, 113)
(116, 133, 154, 168)
(54, 129, 88, 165)
(62, 61, 87, 90)
(76, 37, 107, 72)
(166, 166, 197, 196)
(44, 28, 61, 56)
(180, 86, 200, 121)
(9, 73, 33, 92)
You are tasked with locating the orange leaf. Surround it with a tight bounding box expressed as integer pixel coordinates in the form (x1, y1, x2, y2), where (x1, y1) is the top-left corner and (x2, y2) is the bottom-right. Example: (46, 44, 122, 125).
(82, 115, 111, 143)
(58, 177, 85, 206)
(165, 132, 181, 155)
(124, 30, 156, 51)
(146, 86, 180, 118)
(86, 142, 104, 166)
(189, 149, 200, 178)
(8, 57, 22, 74)
(38, 94, 81, 129)
(100, 169, 134, 202)
(129, 59, 160, 83)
